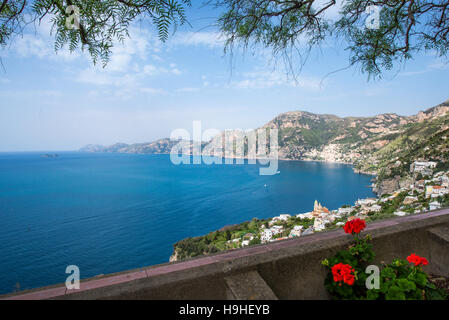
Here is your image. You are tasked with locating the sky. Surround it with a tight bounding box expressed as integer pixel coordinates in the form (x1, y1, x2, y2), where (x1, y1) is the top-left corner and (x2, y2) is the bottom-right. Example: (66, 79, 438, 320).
(0, 1, 448, 151)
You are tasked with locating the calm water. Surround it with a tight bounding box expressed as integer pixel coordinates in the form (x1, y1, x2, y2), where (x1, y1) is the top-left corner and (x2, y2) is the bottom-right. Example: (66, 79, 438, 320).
(0, 152, 375, 294)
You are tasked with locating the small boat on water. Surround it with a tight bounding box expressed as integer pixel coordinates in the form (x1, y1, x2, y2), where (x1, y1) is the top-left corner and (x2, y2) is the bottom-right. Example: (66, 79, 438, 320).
(41, 154, 59, 158)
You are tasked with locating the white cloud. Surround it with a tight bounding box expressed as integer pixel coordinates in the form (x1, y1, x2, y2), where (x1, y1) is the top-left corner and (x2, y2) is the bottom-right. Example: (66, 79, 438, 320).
(142, 64, 182, 76)
(399, 70, 429, 77)
(143, 64, 160, 76)
(429, 59, 449, 70)
(172, 31, 224, 48)
(76, 68, 117, 86)
(399, 57, 449, 77)
(152, 54, 164, 62)
(176, 87, 200, 93)
(362, 87, 389, 97)
(229, 70, 323, 90)
(4, 15, 82, 62)
(12, 35, 50, 58)
(41, 90, 62, 97)
(171, 68, 182, 75)
(140, 87, 167, 95)
(107, 54, 132, 72)
(74, 28, 183, 99)
(3, 17, 158, 66)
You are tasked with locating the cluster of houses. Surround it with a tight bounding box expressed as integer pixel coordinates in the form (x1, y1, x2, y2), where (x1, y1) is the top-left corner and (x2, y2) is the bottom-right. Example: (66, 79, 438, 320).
(410, 162, 449, 212)
(228, 161, 448, 248)
(245, 201, 352, 245)
(296, 201, 334, 232)
(260, 214, 291, 243)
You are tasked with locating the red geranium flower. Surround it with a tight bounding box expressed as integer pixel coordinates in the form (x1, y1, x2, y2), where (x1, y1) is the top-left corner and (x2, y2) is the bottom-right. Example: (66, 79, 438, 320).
(407, 253, 429, 267)
(343, 218, 366, 234)
(331, 263, 355, 286)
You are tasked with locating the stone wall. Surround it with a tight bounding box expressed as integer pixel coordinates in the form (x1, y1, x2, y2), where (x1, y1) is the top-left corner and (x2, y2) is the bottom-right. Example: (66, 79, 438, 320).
(2, 208, 449, 300)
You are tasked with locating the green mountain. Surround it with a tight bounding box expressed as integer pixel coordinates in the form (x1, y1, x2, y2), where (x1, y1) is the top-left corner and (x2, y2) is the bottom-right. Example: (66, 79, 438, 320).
(80, 99, 449, 194)
(80, 138, 194, 154)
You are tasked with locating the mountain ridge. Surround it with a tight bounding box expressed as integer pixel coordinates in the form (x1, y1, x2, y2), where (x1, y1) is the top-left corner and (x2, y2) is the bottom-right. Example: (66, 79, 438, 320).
(80, 99, 449, 195)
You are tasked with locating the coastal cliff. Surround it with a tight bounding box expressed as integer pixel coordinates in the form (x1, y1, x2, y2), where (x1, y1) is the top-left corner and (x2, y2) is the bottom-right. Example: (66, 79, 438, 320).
(81, 99, 449, 195)
(79, 98, 449, 263)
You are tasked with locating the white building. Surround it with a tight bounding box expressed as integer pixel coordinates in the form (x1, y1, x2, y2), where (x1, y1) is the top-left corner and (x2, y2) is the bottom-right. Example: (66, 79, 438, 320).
(289, 225, 303, 237)
(434, 171, 444, 178)
(296, 212, 312, 219)
(380, 196, 392, 203)
(278, 214, 291, 221)
(261, 229, 273, 243)
(369, 204, 382, 212)
(338, 207, 353, 215)
(410, 161, 437, 174)
(241, 240, 250, 247)
(268, 217, 280, 226)
(313, 218, 326, 231)
(437, 187, 449, 196)
(429, 201, 441, 211)
(427, 186, 449, 198)
(269, 214, 291, 226)
(356, 198, 377, 207)
(270, 225, 284, 235)
(440, 175, 449, 187)
(403, 196, 418, 205)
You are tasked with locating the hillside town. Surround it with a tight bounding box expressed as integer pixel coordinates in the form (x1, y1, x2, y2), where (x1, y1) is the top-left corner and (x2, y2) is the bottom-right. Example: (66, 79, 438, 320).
(170, 158, 449, 262)
(221, 160, 449, 248)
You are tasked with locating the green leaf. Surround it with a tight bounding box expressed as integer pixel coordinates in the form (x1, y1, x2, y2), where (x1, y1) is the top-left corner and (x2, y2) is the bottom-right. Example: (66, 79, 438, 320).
(381, 267, 396, 280)
(386, 285, 406, 300)
(366, 289, 380, 300)
(397, 278, 416, 292)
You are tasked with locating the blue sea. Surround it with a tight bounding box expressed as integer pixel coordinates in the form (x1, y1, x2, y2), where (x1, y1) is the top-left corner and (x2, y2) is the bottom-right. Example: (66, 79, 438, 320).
(0, 152, 375, 294)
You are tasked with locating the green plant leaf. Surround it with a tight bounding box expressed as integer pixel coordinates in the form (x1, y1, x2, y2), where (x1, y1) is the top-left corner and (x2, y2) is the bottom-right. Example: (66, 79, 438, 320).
(386, 285, 406, 300)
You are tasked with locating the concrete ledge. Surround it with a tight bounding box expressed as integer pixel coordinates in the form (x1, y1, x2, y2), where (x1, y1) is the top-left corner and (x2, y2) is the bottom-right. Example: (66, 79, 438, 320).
(2, 208, 449, 300)
(427, 225, 449, 277)
(225, 270, 278, 300)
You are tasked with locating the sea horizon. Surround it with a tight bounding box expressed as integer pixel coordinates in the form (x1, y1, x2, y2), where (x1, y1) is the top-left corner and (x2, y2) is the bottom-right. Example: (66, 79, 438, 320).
(0, 152, 375, 294)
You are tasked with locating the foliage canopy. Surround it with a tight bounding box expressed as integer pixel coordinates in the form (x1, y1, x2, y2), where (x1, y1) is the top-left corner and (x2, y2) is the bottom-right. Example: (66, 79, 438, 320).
(216, 0, 449, 77)
(0, 0, 191, 65)
(1, 1, 449, 76)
